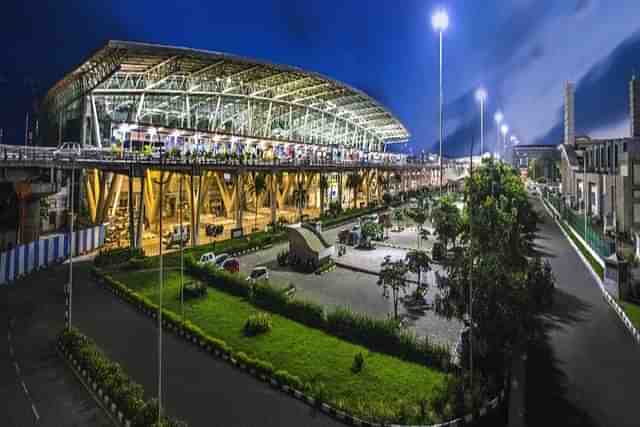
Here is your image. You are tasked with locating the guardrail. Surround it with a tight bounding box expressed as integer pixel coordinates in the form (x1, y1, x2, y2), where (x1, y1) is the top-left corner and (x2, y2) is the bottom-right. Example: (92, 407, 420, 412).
(0, 144, 439, 170)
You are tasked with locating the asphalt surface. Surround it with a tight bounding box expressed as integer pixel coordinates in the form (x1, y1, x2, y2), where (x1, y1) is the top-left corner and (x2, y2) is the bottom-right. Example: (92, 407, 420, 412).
(0, 266, 112, 427)
(525, 198, 640, 427)
(68, 261, 342, 427)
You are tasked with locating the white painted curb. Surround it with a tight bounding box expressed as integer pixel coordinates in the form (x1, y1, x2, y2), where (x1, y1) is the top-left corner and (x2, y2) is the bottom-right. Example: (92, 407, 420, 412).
(541, 197, 640, 345)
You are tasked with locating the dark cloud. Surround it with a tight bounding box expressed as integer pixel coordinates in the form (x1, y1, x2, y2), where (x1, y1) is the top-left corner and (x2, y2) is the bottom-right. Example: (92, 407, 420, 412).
(486, 3, 553, 69)
(533, 30, 640, 145)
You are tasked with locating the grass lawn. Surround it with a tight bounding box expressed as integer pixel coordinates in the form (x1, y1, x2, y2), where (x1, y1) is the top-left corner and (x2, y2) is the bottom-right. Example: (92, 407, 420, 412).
(108, 267, 447, 422)
(620, 300, 640, 331)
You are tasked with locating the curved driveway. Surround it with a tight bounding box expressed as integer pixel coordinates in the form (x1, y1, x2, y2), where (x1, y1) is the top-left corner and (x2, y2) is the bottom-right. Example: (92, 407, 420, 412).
(69, 261, 341, 427)
(526, 199, 640, 427)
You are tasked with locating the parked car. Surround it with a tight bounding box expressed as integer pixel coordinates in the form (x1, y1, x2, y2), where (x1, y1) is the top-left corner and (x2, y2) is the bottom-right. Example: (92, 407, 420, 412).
(53, 142, 82, 159)
(221, 258, 240, 273)
(246, 266, 269, 283)
(199, 252, 217, 265)
(198, 252, 228, 267)
(214, 253, 230, 267)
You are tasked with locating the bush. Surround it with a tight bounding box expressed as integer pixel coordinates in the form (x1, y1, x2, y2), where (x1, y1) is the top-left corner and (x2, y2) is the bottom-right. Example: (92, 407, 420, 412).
(126, 257, 153, 270)
(352, 352, 365, 373)
(432, 242, 444, 261)
(59, 328, 183, 425)
(244, 312, 273, 336)
(277, 250, 289, 266)
(274, 370, 304, 390)
(95, 247, 145, 267)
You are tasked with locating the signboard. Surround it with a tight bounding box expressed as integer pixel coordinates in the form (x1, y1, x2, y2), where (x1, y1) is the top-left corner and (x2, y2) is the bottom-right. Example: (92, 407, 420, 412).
(230, 227, 243, 239)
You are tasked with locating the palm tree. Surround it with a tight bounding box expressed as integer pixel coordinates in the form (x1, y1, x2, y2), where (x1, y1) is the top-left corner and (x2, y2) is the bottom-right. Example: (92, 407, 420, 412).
(248, 172, 267, 232)
(319, 174, 328, 216)
(292, 177, 307, 223)
(405, 249, 431, 296)
(346, 173, 362, 209)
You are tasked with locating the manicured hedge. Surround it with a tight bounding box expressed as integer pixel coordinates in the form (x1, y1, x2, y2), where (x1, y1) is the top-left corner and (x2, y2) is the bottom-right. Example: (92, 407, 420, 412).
(58, 327, 186, 426)
(93, 268, 310, 394)
(183, 256, 452, 372)
(95, 247, 145, 268)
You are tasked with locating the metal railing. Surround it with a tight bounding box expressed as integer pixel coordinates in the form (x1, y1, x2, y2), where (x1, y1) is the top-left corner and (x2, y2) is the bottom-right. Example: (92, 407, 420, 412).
(0, 144, 440, 170)
(545, 192, 615, 258)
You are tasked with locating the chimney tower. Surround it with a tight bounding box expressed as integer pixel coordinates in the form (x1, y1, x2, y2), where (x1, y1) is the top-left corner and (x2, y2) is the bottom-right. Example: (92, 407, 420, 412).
(631, 73, 640, 138)
(564, 82, 575, 146)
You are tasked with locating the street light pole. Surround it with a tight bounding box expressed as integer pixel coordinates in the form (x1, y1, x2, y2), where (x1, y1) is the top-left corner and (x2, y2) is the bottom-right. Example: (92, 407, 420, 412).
(494, 111, 503, 160)
(180, 174, 184, 323)
(500, 124, 509, 162)
(67, 164, 75, 329)
(475, 89, 487, 157)
(432, 10, 448, 196)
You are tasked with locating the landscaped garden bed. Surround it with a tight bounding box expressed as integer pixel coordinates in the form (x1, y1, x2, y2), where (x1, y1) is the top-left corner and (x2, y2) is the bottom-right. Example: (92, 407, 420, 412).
(97, 265, 459, 424)
(58, 327, 187, 427)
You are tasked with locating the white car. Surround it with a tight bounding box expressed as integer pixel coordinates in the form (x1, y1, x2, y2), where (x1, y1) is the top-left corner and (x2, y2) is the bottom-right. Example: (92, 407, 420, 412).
(198, 252, 230, 267)
(53, 142, 82, 159)
(199, 252, 217, 265)
(246, 266, 269, 283)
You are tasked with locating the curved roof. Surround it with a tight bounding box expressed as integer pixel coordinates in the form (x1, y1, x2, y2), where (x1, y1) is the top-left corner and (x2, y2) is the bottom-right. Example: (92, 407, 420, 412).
(44, 40, 409, 144)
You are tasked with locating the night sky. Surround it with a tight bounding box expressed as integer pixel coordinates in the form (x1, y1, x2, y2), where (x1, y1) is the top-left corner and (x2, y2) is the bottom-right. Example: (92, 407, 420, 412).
(1, 0, 640, 156)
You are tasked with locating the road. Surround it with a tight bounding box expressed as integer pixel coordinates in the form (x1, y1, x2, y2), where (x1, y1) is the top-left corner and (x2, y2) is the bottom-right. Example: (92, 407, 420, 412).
(526, 198, 640, 427)
(68, 260, 342, 427)
(0, 267, 111, 427)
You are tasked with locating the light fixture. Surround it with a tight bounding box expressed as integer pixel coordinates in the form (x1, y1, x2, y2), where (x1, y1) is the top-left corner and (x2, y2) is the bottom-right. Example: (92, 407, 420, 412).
(431, 10, 449, 31)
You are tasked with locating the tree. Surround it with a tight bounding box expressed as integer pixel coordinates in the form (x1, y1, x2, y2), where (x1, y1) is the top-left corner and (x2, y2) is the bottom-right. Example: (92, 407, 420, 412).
(431, 194, 462, 251)
(346, 173, 363, 209)
(359, 221, 379, 248)
(248, 172, 267, 232)
(405, 249, 431, 295)
(392, 208, 404, 231)
(319, 174, 328, 215)
(407, 208, 428, 248)
(377, 258, 409, 320)
(292, 181, 307, 223)
(435, 158, 550, 385)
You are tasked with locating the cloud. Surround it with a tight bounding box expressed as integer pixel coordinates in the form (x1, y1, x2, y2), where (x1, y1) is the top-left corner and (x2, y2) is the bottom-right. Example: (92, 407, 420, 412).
(532, 30, 640, 145)
(484, 2, 553, 69)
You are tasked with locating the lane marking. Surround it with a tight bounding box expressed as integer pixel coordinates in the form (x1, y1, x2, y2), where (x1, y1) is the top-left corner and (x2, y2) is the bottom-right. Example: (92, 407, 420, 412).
(14, 361, 20, 376)
(21, 380, 29, 397)
(31, 403, 39, 422)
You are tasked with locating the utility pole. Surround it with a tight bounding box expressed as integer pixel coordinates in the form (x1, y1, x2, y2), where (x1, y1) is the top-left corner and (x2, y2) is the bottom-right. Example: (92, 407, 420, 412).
(67, 164, 75, 329)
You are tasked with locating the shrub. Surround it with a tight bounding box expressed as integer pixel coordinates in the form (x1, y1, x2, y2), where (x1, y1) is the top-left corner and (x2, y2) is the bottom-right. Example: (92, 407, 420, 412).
(273, 370, 304, 390)
(244, 312, 273, 336)
(58, 329, 183, 425)
(431, 242, 444, 261)
(125, 257, 153, 270)
(352, 352, 365, 373)
(284, 299, 325, 329)
(277, 250, 289, 266)
(251, 282, 288, 312)
(95, 247, 145, 267)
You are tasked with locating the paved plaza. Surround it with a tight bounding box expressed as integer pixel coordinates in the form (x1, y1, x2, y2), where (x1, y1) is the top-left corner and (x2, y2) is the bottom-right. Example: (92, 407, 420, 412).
(237, 219, 462, 348)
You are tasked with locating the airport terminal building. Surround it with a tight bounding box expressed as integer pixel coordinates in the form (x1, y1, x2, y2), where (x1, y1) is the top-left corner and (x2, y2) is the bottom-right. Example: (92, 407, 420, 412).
(30, 41, 439, 250)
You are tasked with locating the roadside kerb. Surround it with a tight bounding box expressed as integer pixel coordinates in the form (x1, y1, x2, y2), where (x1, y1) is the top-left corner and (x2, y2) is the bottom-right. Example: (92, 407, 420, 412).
(541, 196, 640, 345)
(93, 267, 504, 426)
